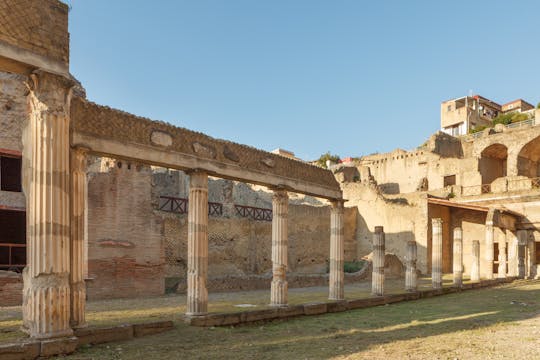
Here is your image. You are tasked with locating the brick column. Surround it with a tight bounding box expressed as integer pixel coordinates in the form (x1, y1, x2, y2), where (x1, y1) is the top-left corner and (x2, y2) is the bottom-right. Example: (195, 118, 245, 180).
(471, 240, 480, 282)
(371, 226, 385, 296)
(70, 147, 88, 328)
(453, 227, 463, 287)
(22, 71, 74, 339)
(484, 221, 494, 280)
(186, 170, 209, 316)
(498, 230, 507, 279)
(507, 231, 518, 277)
(329, 200, 344, 301)
(405, 240, 417, 292)
(271, 189, 288, 307)
(431, 218, 443, 289)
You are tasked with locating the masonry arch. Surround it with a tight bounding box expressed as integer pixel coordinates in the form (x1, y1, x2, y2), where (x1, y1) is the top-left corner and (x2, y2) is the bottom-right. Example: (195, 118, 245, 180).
(517, 135, 540, 178)
(479, 144, 508, 184)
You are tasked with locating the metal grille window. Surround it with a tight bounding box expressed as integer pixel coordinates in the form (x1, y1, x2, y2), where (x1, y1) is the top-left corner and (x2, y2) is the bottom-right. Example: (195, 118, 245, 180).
(0, 155, 22, 192)
(0, 209, 26, 272)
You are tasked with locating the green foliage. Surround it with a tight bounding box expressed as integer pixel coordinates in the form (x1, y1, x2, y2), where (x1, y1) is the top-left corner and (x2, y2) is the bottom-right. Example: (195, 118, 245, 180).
(469, 125, 487, 134)
(316, 151, 340, 168)
(537, 102, 540, 109)
(492, 112, 530, 126)
(344, 260, 366, 273)
(447, 191, 456, 199)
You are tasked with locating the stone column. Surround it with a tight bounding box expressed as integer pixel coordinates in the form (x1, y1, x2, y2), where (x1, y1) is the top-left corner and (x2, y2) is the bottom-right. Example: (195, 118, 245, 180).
(497, 230, 507, 279)
(405, 240, 417, 292)
(507, 231, 518, 277)
(22, 71, 74, 339)
(527, 234, 537, 279)
(471, 240, 480, 282)
(70, 147, 88, 328)
(432, 218, 443, 289)
(484, 221, 494, 280)
(517, 230, 527, 279)
(453, 227, 463, 287)
(271, 188, 288, 307)
(329, 200, 344, 301)
(371, 226, 385, 296)
(186, 170, 209, 316)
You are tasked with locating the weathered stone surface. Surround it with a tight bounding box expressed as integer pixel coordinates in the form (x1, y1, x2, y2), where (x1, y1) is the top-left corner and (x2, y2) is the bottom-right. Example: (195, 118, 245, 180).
(303, 302, 327, 315)
(261, 158, 275, 168)
(150, 130, 173, 147)
(74, 325, 134, 346)
(40, 337, 78, 357)
(0, 341, 40, 360)
(192, 142, 216, 159)
(243, 308, 279, 322)
(327, 300, 349, 313)
(223, 146, 240, 162)
(133, 321, 174, 337)
(277, 305, 305, 318)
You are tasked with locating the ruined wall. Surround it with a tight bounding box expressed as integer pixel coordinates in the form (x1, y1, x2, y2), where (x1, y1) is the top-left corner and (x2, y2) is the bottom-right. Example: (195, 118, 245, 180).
(342, 182, 429, 273)
(0, 0, 69, 64)
(448, 208, 486, 277)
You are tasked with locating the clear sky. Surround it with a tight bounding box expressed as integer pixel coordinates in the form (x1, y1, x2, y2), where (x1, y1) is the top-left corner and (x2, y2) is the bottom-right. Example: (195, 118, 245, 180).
(67, 0, 539, 161)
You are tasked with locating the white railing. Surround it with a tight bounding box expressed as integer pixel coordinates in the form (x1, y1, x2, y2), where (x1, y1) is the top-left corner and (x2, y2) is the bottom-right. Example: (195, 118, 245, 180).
(464, 117, 536, 141)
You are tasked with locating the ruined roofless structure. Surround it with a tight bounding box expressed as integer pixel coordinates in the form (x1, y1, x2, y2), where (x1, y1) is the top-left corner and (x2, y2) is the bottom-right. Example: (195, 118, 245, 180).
(0, 0, 345, 339)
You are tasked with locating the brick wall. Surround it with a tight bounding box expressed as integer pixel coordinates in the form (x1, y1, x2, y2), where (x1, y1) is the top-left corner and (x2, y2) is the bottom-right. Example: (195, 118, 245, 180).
(0, 0, 69, 64)
(0, 271, 22, 306)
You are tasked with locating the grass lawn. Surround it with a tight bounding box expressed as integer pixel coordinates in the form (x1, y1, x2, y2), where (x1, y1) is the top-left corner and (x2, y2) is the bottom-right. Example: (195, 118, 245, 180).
(50, 279, 540, 359)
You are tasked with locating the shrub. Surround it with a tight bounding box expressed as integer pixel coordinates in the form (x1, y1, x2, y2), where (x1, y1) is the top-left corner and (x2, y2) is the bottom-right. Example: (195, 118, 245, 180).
(510, 112, 529, 123)
(492, 113, 514, 125)
(343, 260, 366, 273)
(316, 152, 340, 169)
(469, 125, 487, 134)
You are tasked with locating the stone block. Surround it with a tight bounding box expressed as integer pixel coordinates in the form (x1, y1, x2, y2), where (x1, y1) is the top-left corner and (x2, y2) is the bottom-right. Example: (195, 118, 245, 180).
(347, 298, 373, 310)
(133, 321, 174, 337)
(186, 316, 207, 327)
(303, 302, 328, 315)
(40, 336, 77, 357)
(243, 308, 279, 323)
(75, 324, 133, 346)
(326, 300, 349, 313)
(0, 341, 40, 360)
(277, 305, 305, 318)
(384, 294, 407, 304)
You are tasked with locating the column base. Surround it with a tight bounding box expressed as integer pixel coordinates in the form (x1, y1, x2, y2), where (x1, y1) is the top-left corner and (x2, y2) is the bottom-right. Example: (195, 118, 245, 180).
(270, 279, 288, 307)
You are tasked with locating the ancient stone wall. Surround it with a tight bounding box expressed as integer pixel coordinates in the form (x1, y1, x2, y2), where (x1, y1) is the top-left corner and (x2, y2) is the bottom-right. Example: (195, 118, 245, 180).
(0, 271, 22, 306)
(0, 0, 69, 64)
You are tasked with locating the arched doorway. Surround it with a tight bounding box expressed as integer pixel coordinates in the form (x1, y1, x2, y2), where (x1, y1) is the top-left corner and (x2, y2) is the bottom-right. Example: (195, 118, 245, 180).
(479, 144, 508, 185)
(517, 135, 540, 178)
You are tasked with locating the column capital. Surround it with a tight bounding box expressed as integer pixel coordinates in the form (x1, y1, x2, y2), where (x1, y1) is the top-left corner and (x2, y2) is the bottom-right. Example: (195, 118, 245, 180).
(272, 188, 288, 202)
(432, 218, 443, 227)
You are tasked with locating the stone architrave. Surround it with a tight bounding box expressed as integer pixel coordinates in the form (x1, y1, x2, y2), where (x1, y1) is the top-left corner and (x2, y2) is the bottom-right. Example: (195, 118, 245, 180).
(70, 147, 88, 328)
(432, 218, 443, 289)
(186, 170, 209, 316)
(498, 230, 507, 279)
(453, 227, 463, 287)
(22, 71, 74, 339)
(371, 226, 385, 296)
(507, 231, 519, 277)
(405, 240, 418, 292)
(271, 188, 288, 307)
(329, 200, 345, 301)
(471, 240, 481, 282)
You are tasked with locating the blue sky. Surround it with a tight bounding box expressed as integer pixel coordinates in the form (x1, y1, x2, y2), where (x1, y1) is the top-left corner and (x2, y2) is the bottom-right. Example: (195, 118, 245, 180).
(67, 0, 539, 160)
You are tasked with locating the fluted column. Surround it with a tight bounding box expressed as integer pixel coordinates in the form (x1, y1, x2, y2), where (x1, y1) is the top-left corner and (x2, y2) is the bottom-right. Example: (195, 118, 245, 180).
(453, 227, 463, 287)
(497, 230, 507, 278)
(485, 221, 495, 280)
(405, 240, 417, 292)
(371, 226, 385, 296)
(432, 218, 443, 289)
(70, 147, 88, 328)
(271, 188, 288, 307)
(527, 234, 537, 279)
(329, 200, 344, 300)
(507, 231, 518, 277)
(22, 71, 74, 339)
(471, 240, 480, 282)
(186, 170, 209, 316)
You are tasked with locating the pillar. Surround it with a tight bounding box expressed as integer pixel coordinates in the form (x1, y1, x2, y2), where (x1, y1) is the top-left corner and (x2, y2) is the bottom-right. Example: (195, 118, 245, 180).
(453, 227, 463, 287)
(432, 218, 443, 289)
(497, 230, 507, 278)
(22, 71, 74, 339)
(70, 148, 88, 328)
(471, 240, 480, 282)
(485, 221, 494, 280)
(329, 200, 344, 300)
(405, 240, 417, 292)
(186, 170, 209, 316)
(527, 234, 537, 279)
(271, 188, 288, 306)
(507, 231, 518, 277)
(517, 230, 527, 279)
(371, 226, 385, 296)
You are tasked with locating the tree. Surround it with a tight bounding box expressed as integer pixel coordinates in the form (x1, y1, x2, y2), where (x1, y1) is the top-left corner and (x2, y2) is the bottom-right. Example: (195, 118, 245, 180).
(316, 152, 340, 168)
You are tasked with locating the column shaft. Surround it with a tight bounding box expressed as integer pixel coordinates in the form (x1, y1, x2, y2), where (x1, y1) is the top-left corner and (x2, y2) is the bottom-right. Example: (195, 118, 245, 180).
(507, 231, 519, 277)
(453, 227, 463, 287)
(371, 226, 385, 296)
(471, 240, 480, 282)
(498, 230, 507, 279)
(485, 222, 494, 280)
(22, 72, 73, 339)
(186, 171, 209, 316)
(405, 240, 417, 292)
(271, 189, 288, 306)
(70, 148, 87, 328)
(432, 218, 443, 289)
(329, 200, 344, 300)
(527, 235, 537, 279)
